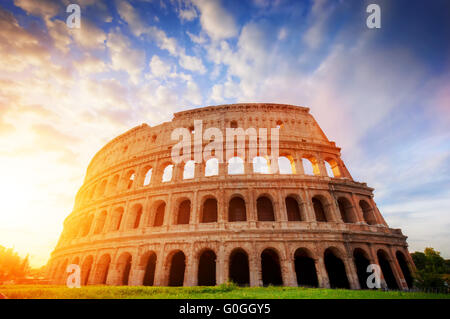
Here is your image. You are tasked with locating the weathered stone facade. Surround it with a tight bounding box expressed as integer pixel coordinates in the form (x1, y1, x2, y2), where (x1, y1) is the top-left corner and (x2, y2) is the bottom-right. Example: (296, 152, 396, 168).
(47, 103, 414, 290)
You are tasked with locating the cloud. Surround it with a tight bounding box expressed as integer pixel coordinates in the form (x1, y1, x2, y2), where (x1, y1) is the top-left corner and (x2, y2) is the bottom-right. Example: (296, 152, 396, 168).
(107, 31, 146, 83)
(13, 0, 62, 19)
(149, 55, 172, 77)
(191, 0, 238, 40)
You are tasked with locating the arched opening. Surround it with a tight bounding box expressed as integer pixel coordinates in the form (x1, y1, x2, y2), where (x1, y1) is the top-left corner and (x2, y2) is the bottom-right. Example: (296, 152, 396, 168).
(229, 249, 249, 286)
(162, 164, 173, 182)
(198, 250, 216, 286)
(177, 200, 191, 224)
(396, 251, 413, 289)
(81, 214, 93, 236)
(58, 259, 69, 283)
(228, 197, 246, 222)
(353, 248, 371, 289)
(201, 198, 218, 223)
(257, 196, 275, 221)
(183, 160, 195, 179)
(108, 174, 119, 194)
(168, 251, 186, 286)
(110, 207, 124, 231)
(205, 158, 219, 176)
(285, 196, 302, 221)
(94, 211, 107, 234)
(124, 170, 135, 190)
(360, 200, 377, 225)
(302, 158, 316, 175)
(294, 248, 318, 287)
(253, 156, 270, 174)
(324, 158, 341, 178)
(337, 197, 356, 223)
(312, 196, 327, 222)
(377, 250, 399, 289)
(324, 248, 350, 288)
(97, 180, 107, 197)
(143, 167, 152, 186)
(127, 204, 143, 229)
(228, 157, 244, 175)
(117, 253, 132, 286)
(81, 256, 93, 286)
(95, 254, 111, 284)
(261, 248, 283, 286)
(278, 156, 294, 174)
(142, 252, 157, 286)
(153, 202, 166, 226)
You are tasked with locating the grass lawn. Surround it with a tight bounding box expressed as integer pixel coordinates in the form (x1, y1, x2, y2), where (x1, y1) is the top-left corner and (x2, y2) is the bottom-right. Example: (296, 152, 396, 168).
(1, 284, 449, 299)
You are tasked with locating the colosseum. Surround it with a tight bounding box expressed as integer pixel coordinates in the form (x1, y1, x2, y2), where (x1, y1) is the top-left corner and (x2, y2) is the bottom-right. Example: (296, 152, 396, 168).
(46, 103, 414, 290)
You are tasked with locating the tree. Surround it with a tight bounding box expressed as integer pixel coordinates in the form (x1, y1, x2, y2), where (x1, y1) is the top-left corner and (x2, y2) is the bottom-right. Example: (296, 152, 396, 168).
(411, 248, 448, 290)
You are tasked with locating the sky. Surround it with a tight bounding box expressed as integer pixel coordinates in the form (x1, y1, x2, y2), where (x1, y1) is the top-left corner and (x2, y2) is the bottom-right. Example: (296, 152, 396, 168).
(0, 0, 449, 267)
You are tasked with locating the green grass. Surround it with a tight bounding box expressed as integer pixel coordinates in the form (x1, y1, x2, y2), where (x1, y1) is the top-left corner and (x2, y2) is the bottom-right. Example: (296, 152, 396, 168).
(1, 283, 449, 299)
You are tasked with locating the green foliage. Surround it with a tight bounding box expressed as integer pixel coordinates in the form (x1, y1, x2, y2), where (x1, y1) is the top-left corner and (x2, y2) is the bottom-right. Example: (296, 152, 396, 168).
(0, 246, 29, 282)
(0, 285, 449, 299)
(411, 247, 449, 289)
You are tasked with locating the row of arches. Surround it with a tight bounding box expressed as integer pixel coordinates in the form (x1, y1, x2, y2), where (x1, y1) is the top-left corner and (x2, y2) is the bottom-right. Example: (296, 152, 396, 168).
(81, 154, 346, 204)
(65, 194, 379, 241)
(51, 246, 413, 290)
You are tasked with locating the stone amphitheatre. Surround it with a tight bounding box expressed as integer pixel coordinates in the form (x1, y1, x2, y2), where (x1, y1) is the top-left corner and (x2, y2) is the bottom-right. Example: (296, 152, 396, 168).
(46, 103, 414, 290)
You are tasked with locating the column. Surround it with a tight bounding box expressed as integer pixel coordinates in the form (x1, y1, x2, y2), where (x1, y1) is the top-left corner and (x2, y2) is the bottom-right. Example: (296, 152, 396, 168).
(345, 257, 361, 289)
(249, 249, 261, 287)
(388, 246, 408, 290)
(154, 244, 166, 286)
(183, 245, 195, 286)
(351, 193, 366, 224)
(315, 257, 330, 288)
(294, 155, 304, 175)
(281, 258, 297, 287)
(217, 245, 226, 285)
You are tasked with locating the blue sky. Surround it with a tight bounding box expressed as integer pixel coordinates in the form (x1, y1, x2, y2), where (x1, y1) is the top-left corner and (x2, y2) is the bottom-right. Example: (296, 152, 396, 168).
(0, 0, 449, 266)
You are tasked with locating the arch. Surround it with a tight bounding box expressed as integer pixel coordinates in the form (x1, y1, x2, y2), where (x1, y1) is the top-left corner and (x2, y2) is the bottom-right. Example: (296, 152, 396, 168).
(278, 156, 295, 174)
(253, 156, 270, 174)
(126, 204, 143, 229)
(228, 196, 247, 222)
(81, 255, 94, 285)
(162, 164, 173, 182)
(337, 197, 356, 223)
(302, 158, 316, 175)
(108, 174, 119, 194)
(201, 197, 218, 223)
(176, 199, 191, 224)
(198, 249, 216, 286)
(294, 248, 318, 287)
(324, 248, 350, 288)
(94, 211, 107, 234)
(116, 252, 132, 286)
(229, 248, 250, 286)
(261, 248, 283, 286)
(324, 158, 341, 178)
(141, 251, 157, 286)
(312, 196, 327, 222)
(58, 259, 69, 283)
(81, 214, 94, 237)
(353, 248, 371, 289)
(257, 195, 275, 221)
(110, 207, 124, 231)
(396, 251, 413, 289)
(183, 160, 195, 180)
(168, 251, 186, 286)
(285, 196, 302, 221)
(143, 167, 152, 186)
(153, 202, 166, 227)
(205, 158, 219, 177)
(124, 170, 135, 190)
(94, 254, 111, 284)
(97, 179, 107, 197)
(228, 157, 244, 175)
(377, 250, 399, 289)
(360, 200, 377, 225)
